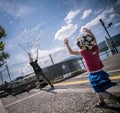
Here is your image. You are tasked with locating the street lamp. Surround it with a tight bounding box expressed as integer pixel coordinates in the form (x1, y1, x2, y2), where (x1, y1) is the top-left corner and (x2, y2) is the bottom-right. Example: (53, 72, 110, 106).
(99, 19, 118, 54)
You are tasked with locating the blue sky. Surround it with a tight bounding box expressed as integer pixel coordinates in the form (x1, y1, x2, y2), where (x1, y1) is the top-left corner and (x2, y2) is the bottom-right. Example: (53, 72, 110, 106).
(0, 0, 120, 78)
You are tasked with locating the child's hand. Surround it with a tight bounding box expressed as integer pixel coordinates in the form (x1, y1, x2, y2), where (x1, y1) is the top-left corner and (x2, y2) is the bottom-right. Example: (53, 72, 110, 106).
(28, 53, 30, 56)
(64, 38, 69, 45)
(83, 28, 92, 34)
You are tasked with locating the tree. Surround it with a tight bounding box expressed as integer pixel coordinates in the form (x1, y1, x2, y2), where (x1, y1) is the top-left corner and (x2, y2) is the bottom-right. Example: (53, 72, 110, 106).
(0, 25, 9, 67)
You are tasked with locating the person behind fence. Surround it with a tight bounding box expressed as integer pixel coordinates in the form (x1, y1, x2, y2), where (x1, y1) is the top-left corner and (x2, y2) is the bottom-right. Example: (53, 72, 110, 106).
(64, 28, 120, 107)
(28, 51, 54, 89)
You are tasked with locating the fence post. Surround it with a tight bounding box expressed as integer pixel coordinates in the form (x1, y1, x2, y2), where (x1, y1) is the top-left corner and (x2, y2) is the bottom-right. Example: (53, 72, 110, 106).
(5, 64, 11, 82)
(80, 58, 86, 69)
(105, 51, 109, 58)
(0, 72, 3, 85)
(49, 54, 54, 65)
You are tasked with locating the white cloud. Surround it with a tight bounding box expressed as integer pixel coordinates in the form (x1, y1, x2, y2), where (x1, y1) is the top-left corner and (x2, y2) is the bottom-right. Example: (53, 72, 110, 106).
(22, 64, 32, 75)
(16, 54, 27, 62)
(0, 1, 36, 18)
(38, 47, 65, 59)
(80, 8, 115, 32)
(108, 7, 114, 13)
(64, 9, 80, 24)
(55, 24, 78, 41)
(51, 47, 65, 54)
(37, 46, 66, 67)
(13, 46, 66, 75)
(80, 14, 103, 32)
(109, 13, 117, 19)
(16, 24, 46, 45)
(115, 22, 120, 27)
(81, 9, 92, 19)
(13, 24, 46, 61)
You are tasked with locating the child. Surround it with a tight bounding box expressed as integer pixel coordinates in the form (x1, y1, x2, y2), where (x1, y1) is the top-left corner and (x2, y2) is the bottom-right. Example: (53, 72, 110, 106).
(28, 51, 54, 89)
(64, 28, 120, 107)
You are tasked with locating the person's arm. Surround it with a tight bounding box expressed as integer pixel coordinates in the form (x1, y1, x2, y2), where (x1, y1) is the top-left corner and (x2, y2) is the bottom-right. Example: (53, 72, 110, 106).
(28, 53, 33, 63)
(35, 50, 38, 61)
(64, 38, 81, 55)
(83, 28, 97, 44)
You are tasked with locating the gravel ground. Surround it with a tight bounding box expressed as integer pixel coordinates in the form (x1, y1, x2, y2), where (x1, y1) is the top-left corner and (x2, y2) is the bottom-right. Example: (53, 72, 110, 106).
(1, 80, 120, 113)
(1, 53, 120, 113)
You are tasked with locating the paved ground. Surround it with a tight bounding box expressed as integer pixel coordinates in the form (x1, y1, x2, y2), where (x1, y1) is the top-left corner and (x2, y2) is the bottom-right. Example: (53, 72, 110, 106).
(1, 53, 120, 113)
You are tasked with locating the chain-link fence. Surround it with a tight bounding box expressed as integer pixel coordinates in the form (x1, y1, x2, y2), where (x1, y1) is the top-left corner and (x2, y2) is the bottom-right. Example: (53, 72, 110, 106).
(0, 49, 120, 96)
(0, 56, 86, 85)
(0, 64, 11, 85)
(1, 48, 120, 85)
(42, 57, 85, 80)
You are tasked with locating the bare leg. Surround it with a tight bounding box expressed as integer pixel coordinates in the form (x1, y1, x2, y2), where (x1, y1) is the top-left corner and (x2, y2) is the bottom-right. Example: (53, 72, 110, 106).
(35, 74, 41, 88)
(93, 93, 106, 107)
(98, 91, 120, 104)
(97, 93, 105, 104)
(35, 74, 40, 82)
(39, 71, 54, 88)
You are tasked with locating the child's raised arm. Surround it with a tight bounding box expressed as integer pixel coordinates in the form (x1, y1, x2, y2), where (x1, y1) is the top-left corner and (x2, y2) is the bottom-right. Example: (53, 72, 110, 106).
(83, 28, 97, 44)
(35, 50, 39, 61)
(28, 53, 33, 63)
(64, 38, 81, 55)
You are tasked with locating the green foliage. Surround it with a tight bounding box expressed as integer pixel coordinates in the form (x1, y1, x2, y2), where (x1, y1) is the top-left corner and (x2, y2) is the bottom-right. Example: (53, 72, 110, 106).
(0, 25, 9, 67)
(0, 25, 7, 38)
(0, 41, 5, 51)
